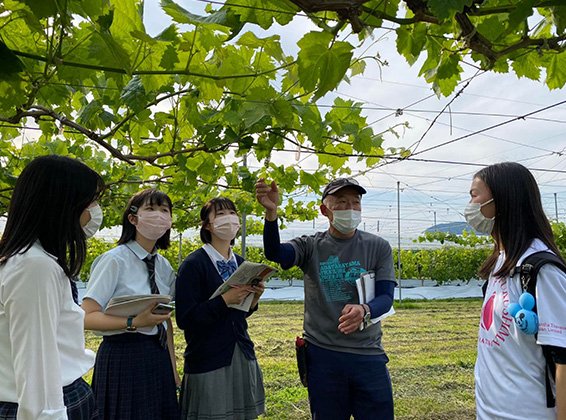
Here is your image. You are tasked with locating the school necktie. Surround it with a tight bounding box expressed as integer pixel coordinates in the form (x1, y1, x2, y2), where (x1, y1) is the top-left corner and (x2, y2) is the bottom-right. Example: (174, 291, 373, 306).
(70, 279, 79, 304)
(142, 255, 168, 348)
(216, 259, 238, 280)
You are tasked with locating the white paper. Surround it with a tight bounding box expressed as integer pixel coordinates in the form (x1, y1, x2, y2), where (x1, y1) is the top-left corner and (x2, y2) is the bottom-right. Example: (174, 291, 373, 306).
(104, 294, 172, 317)
(210, 261, 278, 312)
(356, 272, 395, 330)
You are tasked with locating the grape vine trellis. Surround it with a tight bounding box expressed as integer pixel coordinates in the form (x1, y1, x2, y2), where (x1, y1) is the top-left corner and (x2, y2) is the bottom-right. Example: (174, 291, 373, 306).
(0, 0, 564, 230)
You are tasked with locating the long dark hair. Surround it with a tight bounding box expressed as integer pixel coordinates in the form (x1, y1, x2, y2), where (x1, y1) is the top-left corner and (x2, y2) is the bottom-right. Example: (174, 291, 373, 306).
(200, 197, 238, 244)
(0, 155, 104, 277)
(476, 162, 563, 278)
(117, 189, 173, 249)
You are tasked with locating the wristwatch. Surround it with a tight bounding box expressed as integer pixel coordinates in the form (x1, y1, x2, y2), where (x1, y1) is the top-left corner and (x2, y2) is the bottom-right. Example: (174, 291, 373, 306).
(362, 304, 371, 327)
(126, 316, 137, 332)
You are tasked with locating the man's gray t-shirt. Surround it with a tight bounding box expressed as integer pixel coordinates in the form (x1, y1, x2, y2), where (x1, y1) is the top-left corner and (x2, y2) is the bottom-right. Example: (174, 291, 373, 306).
(290, 229, 395, 355)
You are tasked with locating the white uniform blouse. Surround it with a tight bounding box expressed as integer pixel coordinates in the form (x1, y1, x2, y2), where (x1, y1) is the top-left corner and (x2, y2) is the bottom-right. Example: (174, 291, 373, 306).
(84, 240, 176, 335)
(0, 242, 95, 420)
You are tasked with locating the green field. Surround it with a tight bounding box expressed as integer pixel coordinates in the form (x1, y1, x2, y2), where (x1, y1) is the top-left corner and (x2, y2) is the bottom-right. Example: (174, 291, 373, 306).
(85, 299, 482, 419)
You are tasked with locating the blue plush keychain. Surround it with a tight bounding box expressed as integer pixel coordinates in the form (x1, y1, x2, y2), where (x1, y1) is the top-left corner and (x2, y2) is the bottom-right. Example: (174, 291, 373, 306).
(508, 292, 538, 335)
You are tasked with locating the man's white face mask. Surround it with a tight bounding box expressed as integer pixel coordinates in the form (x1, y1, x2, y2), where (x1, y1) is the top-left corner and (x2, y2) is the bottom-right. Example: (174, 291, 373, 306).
(330, 209, 362, 234)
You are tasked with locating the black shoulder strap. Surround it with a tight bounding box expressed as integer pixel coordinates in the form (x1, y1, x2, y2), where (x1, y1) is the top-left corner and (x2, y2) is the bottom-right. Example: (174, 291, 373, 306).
(520, 251, 566, 312)
(481, 279, 488, 297)
(518, 250, 566, 408)
(481, 250, 566, 299)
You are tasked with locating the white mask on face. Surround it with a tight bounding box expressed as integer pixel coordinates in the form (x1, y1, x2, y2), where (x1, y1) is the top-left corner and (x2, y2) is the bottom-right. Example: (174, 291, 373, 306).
(83, 203, 103, 238)
(212, 214, 241, 241)
(135, 210, 172, 241)
(464, 198, 495, 234)
(330, 209, 362, 234)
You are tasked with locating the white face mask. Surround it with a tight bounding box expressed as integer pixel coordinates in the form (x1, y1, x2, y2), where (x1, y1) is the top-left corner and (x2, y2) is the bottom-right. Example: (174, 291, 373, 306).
(212, 214, 241, 241)
(83, 203, 103, 238)
(330, 209, 362, 234)
(464, 198, 495, 234)
(136, 210, 172, 241)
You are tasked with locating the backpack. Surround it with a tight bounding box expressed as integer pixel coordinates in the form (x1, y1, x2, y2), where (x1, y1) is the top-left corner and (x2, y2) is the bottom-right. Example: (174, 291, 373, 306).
(481, 250, 566, 408)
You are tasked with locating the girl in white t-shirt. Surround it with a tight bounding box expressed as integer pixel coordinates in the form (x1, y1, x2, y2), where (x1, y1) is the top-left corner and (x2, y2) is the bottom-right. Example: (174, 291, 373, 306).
(82, 189, 180, 420)
(465, 162, 566, 420)
(0, 155, 104, 420)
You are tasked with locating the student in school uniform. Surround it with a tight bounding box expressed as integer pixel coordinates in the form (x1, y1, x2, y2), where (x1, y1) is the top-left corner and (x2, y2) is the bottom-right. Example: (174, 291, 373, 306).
(0, 155, 104, 420)
(176, 197, 266, 420)
(82, 189, 180, 420)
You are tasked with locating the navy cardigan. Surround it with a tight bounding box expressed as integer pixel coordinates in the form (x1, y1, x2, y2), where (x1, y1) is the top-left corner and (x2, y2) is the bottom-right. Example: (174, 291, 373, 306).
(175, 248, 257, 374)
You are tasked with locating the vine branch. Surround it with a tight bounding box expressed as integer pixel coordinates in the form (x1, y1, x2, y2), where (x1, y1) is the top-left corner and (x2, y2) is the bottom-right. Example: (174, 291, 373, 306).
(10, 49, 296, 80)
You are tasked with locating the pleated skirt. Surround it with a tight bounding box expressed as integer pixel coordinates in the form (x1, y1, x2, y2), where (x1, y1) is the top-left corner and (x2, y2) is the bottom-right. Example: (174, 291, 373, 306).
(0, 378, 98, 420)
(91, 333, 180, 420)
(180, 344, 265, 420)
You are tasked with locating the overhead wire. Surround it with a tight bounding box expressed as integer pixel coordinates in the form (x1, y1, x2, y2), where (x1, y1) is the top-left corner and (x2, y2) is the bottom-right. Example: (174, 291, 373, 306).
(337, 91, 566, 155)
(359, 76, 566, 110)
(4, 118, 566, 180)
(409, 99, 566, 157)
(408, 69, 483, 154)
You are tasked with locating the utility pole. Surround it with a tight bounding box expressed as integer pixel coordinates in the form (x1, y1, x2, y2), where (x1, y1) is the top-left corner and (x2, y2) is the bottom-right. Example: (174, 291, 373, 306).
(397, 181, 402, 302)
(178, 232, 183, 268)
(241, 154, 247, 258)
(554, 192, 559, 222)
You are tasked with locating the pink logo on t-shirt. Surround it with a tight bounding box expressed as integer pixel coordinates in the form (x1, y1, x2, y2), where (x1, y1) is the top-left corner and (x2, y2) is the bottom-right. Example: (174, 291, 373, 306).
(481, 292, 495, 330)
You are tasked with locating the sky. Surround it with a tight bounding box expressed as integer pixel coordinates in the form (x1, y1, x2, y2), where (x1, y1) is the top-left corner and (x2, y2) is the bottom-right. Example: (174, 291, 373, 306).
(141, 1, 566, 247)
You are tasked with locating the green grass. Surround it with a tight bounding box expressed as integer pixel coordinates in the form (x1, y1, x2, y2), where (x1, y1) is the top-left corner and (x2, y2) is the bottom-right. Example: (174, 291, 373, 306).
(84, 299, 482, 419)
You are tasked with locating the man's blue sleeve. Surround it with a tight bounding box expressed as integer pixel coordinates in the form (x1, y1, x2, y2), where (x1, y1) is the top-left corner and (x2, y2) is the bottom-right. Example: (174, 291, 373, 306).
(368, 280, 396, 318)
(263, 219, 295, 269)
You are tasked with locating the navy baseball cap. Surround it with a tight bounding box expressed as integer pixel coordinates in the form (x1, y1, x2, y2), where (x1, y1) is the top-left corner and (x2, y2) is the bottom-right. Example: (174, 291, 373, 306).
(322, 178, 367, 200)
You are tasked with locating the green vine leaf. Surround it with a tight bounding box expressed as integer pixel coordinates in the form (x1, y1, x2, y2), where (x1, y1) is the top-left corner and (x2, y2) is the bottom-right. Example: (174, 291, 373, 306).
(552, 6, 566, 34)
(161, 0, 243, 37)
(1, 0, 565, 229)
(0, 42, 24, 76)
(120, 76, 149, 112)
(427, 0, 472, 20)
(511, 51, 541, 81)
(297, 31, 353, 99)
(545, 51, 566, 89)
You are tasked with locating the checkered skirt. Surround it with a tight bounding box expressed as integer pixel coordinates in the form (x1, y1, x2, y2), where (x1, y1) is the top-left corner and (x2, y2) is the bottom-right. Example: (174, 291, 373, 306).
(91, 333, 179, 420)
(0, 378, 98, 420)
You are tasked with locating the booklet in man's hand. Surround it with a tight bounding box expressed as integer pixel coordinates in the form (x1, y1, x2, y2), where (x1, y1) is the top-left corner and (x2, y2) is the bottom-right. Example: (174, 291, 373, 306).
(210, 261, 278, 312)
(357, 272, 395, 330)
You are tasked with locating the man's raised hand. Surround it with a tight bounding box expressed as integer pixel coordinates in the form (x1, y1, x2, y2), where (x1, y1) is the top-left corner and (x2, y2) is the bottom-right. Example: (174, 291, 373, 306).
(255, 178, 279, 220)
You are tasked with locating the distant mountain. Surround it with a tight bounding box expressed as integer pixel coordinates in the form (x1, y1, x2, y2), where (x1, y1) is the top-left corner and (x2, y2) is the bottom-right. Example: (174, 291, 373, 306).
(425, 221, 486, 235)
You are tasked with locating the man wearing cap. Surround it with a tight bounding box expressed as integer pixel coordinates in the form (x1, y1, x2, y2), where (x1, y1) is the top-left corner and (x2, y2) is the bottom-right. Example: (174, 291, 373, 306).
(255, 177, 396, 420)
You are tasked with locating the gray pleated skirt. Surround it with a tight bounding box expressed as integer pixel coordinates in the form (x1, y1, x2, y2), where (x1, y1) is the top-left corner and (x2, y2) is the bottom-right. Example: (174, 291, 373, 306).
(180, 344, 265, 420)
